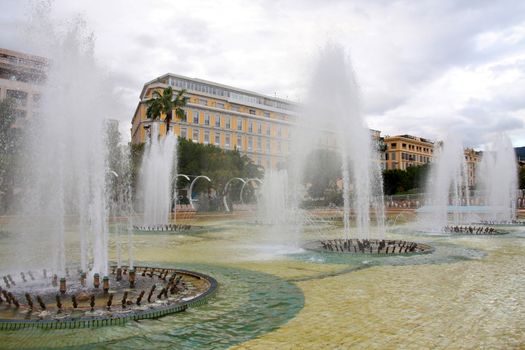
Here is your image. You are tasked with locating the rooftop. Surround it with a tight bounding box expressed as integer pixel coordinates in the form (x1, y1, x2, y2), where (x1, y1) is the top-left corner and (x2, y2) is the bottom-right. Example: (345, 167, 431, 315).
(140, 73, 297, 113)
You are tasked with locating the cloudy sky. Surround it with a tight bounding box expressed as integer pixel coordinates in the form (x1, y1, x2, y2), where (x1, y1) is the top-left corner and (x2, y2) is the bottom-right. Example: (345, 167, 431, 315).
(2, 0, 525, 147)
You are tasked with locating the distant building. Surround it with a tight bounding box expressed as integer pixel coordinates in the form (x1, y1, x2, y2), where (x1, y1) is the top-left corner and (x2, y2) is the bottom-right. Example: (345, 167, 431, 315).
(464, 148, 481, 187)
(383, 134, 434, 170)
(0, 48, 47, 126)
(130, 73, 393, 170)
(131, 73, 296, 169)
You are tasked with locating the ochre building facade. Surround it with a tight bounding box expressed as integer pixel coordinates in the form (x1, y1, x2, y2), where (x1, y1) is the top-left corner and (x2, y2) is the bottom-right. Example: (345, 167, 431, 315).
(131, 74, 296, 169)
(383, 134, 434, 170)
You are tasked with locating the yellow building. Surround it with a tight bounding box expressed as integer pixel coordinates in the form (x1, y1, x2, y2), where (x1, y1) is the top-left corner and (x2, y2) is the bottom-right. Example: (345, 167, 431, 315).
(0, 48, 46, 126)
(383, 134, 434, 170)
(131, 74, 296, 169)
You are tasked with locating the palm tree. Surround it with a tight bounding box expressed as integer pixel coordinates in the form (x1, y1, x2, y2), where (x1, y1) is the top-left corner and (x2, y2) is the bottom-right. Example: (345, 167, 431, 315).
(146, 87, 188, 134)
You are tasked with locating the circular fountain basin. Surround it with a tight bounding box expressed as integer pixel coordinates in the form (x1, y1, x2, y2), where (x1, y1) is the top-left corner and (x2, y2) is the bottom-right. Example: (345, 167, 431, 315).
(472, 220, 525, 227)
(441, 225, 509, 235)
(133, 224, 203, 233)
(0, 265, 217, 330)
(305, 239, 433, 255)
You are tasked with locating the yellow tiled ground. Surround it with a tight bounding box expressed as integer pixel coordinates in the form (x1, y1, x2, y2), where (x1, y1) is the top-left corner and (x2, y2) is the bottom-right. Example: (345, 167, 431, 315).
(130, 219, 525, 349)
(232, 240, 525, 349)
(1, 215, 524, 349)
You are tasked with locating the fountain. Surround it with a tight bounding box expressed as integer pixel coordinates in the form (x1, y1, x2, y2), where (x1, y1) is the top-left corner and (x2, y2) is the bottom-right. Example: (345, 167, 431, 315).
(476, 134, 518, 223)
(0, 4, 216, 329)
(135, 122, 179, 231)
(292, 43, 429, 255)
(419, 135, 471, 229)
(416, 133, 517, 234)
(256, 169, 292, 225)
(0, 266, 217, 330)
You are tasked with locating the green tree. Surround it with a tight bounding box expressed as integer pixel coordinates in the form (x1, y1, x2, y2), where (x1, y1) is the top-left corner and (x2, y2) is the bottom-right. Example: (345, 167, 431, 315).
(129, 138, 263, 210)
(382, 164, 429, 195)
(129, 142, 145, 198)
(146, 87, 187, 133)
(519, 166, 525, 189)
(302, 148, 342, 200)
(176, 138, 263, 209)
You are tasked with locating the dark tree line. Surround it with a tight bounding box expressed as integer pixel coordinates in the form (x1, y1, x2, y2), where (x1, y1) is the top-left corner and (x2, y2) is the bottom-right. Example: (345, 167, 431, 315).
(518, 167, 525, 189)
(176, 138, 263, 199)
(130, 138, 263, 209)
(382, 164, 430, 195)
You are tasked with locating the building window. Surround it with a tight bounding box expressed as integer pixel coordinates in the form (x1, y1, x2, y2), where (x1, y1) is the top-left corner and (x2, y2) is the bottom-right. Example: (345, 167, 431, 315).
(204, 113, 210, 125)
(237, 118, 243, 131)
(248, 137, 253, 151)
(391, 143, 397, 149)
(192, 128, 199, 142)
(266, 123, 271, 136)
(266, 139, 271, 152)
(216, 102, 225, 109)
(257, 123, 262, 134)
(391, 152, 396, 161)
(264, 111, 270, 118)
(249, 109, 256, 115)
(215, 115, 221, 127)
(237, 134, 243, 150)
(278, 141, 282, 152)
(248, 121, 253, 133)
(181, 127, 187, 139)
(257, 137, 262, 151)
(215, 132, 220, 145)
(198, 99, 207, 106)
(7, 90, 28, 107)
(204, 130, 210, 144)
(225, 116, 231, 129)
(14, 109, 27, 120)
(225, 134, 231, 148)
(193, 111, 199, 124)
(32, 94, 41, 107)
(278, 127, 282, 137)
(231, 105, 240, 112)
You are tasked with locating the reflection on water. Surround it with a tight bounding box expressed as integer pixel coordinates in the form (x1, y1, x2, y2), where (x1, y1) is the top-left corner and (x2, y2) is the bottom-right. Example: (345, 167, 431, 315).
(1, 218, 525, 349)
(0, 263, 304, 349)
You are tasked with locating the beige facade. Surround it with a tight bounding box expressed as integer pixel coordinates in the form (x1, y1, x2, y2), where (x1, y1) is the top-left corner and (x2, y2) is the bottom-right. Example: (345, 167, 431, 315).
(0, 48, 46, 126)
(464, 148, 481, 187)
(131, 74, 296, 169)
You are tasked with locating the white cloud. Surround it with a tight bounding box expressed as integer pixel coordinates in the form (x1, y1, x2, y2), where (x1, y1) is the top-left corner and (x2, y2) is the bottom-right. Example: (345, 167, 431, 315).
(1, 0, 525, 147)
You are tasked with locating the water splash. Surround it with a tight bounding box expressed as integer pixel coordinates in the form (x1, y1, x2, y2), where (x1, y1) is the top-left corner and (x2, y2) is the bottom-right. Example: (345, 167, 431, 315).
(477, 134, 518, 221)
(257, 170, 290, 225)
(14, 4, 114, 276)
(290, 43, 385, 239)
(424, 135, 470, 228)
(138, 123, 178, 226)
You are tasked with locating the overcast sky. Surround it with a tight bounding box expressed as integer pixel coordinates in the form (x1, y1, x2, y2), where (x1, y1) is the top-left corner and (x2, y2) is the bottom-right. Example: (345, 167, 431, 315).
(2, 0, 525, 147)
